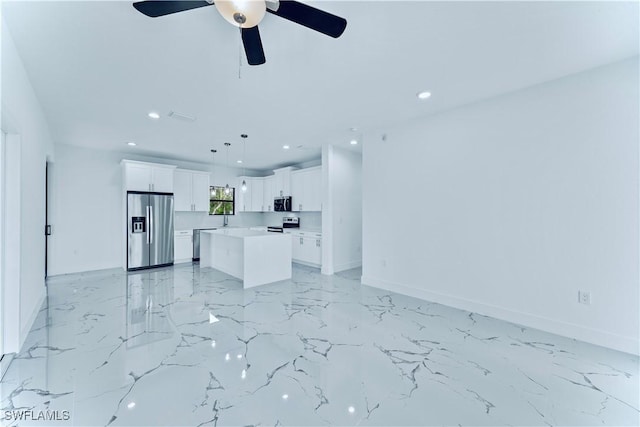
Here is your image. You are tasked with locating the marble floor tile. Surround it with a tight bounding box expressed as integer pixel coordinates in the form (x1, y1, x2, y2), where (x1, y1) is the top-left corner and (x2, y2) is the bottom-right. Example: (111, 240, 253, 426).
(1, 263, 638, 426)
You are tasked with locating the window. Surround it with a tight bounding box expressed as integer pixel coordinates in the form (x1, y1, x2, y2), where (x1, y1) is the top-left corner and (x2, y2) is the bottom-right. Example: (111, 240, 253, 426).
(209, 186, 235, 215)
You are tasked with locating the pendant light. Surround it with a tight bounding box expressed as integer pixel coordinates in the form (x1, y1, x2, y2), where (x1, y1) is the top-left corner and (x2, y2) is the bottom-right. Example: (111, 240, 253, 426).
(210, 149, 217, 197)
(224, 143, 231, 195)
(241, 134, 248, 193)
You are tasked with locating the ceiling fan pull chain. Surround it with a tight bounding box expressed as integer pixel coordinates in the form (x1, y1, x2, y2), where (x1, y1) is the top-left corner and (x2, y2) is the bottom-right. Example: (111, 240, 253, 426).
(238, 27, 242, 79)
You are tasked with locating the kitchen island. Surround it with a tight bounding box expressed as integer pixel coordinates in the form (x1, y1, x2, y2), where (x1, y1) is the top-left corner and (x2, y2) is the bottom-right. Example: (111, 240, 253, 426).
(199, 228, 292, 288)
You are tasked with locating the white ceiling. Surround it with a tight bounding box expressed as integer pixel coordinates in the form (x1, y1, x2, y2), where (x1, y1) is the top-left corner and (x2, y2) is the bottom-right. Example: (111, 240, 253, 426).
(3, 1, 638, 170)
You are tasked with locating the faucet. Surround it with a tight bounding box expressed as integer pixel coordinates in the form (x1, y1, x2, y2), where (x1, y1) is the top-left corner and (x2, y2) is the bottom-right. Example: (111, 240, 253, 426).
(223, 214, 229, 227)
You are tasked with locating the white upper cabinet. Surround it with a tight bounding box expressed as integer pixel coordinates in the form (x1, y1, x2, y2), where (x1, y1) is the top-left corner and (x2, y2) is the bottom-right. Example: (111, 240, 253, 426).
(173, 169, 209, 212)
(233, 166, 318, 213)
(124, 162, 152, 192)
(263, 175, 275, 212)
(290, 166, 322, 212)
(174, 170, 192, 211)
(249, 178, 264, 212)
(192, 173, 210, 211)
(174, 169, 210, 212)
(273, 167, 296, 197)
(122, 160, 176, 193)
(291, 170, 304, 211)
(152, 167, 175, 193)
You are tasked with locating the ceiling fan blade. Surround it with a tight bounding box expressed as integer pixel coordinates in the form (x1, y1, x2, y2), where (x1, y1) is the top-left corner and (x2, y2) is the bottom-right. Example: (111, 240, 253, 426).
(242, 26, 266, 66)
(133, 1, 213, 18)
(267, 0, 346, 38)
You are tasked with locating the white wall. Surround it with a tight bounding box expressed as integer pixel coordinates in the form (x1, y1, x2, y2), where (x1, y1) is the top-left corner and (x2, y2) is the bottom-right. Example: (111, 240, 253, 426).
(48, 144, 270, 275)
(362, 58, 639, 355)
(1, 17, 55, 353)
(322, 145, 362, 274)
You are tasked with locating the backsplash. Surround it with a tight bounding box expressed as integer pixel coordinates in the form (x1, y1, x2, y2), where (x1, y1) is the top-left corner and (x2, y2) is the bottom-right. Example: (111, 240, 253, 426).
(176, 211, 322, 231)
(263, 212, 322, 230)
(175, 212, 265, 230)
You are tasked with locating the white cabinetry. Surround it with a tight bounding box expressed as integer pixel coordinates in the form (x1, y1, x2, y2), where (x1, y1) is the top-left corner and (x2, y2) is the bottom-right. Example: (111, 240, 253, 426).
(291, 171, 303, 211)
(174, 230, 193, 263)
(237, 177, 263, 212)
(291, 166, 321, 211)
(122, 160, 176, 193)
(263, 175, 275, 212)
(273, 167, 296, 197)
(288, 230, 322, 267)
(249, 178, 264, 212)
(192, 173, 210, 211)
(238, 177, 268, 212)
(174, 169, 210, 212)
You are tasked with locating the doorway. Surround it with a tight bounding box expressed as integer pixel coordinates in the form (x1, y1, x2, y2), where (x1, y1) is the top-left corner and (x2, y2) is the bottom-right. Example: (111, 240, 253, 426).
(1, 130, 6, 358)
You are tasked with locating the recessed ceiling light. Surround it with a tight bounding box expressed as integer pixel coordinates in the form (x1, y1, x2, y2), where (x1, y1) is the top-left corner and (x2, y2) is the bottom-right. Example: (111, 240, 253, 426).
(283, 145, 290, 150)
(148, 111, 160, 119)
(237, 160, 242, 164)
(127, 142, 136, 146)
(350, 139, 358, 145)
(417, 91, 432, 100)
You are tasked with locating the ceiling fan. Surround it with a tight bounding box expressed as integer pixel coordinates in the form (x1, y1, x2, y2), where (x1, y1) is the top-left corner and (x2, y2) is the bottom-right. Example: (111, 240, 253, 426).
(132, 0, 347, 66)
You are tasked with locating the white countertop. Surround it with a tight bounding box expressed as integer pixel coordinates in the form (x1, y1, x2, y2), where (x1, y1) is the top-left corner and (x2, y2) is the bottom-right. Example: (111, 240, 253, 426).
(300, 228, 322, 233)
(203, 228, 289, 239)
(284, 228, 322, 234)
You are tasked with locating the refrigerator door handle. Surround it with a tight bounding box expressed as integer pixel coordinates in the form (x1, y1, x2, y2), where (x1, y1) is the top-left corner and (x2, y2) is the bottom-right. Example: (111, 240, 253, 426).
(146, 205, 150, 244)
(149, 205, 153, 245)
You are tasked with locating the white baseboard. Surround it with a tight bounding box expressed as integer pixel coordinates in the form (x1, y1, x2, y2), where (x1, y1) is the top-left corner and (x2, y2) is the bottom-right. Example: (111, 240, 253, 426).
(361, 275, 639, 356)
(293, 260, 321, 269)
(47, 266, 123, 282)
(334, 260, 362, 273)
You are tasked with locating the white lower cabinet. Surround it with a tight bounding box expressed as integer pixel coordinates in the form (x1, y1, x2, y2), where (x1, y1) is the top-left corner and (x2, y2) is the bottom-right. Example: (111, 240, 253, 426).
(290, 231, 322, 267)
(174, 230, 193, 263)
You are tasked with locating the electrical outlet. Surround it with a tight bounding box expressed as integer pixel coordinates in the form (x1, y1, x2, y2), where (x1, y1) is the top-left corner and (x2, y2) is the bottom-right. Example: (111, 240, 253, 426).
(578, 290, 591, 305)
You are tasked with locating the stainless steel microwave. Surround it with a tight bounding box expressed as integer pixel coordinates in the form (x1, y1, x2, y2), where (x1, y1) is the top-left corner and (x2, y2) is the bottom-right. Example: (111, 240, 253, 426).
(274, 196, 292, 212)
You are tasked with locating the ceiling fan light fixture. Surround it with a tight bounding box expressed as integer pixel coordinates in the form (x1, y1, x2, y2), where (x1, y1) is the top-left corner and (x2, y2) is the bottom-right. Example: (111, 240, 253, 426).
(215, 0, 266, 28)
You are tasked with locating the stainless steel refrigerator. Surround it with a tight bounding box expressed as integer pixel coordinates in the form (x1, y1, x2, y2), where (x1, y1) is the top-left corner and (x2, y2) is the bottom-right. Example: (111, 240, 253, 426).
(127, 192, 174, 271)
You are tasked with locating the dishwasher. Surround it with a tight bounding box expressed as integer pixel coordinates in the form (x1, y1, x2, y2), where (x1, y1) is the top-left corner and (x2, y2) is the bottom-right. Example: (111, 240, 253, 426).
(192, 228, 217, 261)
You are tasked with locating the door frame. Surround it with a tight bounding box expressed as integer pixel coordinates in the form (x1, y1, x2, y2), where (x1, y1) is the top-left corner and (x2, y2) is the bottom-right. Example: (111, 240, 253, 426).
(0, 130, 5, 357)
(45, 161, 49, 278)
